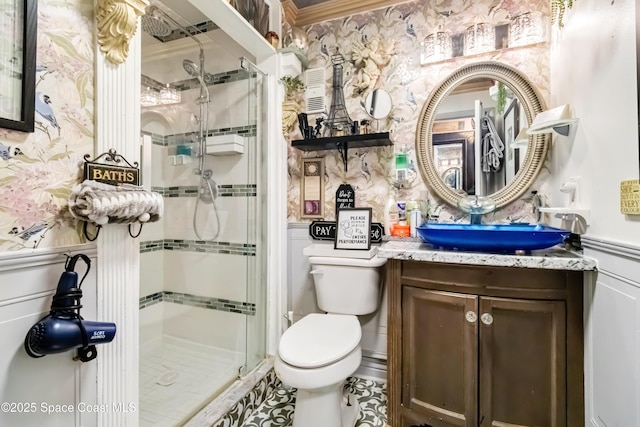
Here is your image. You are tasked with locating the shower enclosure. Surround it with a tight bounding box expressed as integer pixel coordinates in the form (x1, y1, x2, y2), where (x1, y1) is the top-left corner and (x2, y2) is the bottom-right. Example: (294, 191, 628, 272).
(138, 4, 267, 426)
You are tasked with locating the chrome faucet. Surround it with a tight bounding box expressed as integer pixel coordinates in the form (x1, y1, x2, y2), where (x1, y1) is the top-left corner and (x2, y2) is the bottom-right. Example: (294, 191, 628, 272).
(470, 211, 483, 225)
(458, 195, 496, 225)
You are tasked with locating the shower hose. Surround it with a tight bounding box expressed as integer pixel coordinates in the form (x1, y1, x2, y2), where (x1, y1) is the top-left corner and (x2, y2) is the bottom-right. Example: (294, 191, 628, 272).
(193, 169, 221, 241)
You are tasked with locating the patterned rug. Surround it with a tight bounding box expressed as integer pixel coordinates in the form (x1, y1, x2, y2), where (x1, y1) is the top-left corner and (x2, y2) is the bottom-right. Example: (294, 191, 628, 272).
(242, 377, 387, 427)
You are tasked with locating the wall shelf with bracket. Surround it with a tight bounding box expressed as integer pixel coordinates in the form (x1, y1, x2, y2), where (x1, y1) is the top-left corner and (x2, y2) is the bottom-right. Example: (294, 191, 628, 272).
(291, 132, 392, 171)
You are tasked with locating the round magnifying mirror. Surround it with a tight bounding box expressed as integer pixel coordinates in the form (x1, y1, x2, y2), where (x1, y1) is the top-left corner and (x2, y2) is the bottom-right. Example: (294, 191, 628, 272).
(364, 89, 393, 120)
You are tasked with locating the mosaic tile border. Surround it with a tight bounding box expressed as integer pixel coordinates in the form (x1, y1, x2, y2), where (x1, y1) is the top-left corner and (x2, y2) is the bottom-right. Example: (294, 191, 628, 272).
(140, 239, 256, 256)
(176, 69, 257, 91)
(140, 239, 164, 253)
(141, 68, 253, 93)
(151, 185, 256, 198)
(139, 290, 256, 315)
(142, 125, 257, 147)
(146, 20, 219, 44)
(218, 185, 257, 197)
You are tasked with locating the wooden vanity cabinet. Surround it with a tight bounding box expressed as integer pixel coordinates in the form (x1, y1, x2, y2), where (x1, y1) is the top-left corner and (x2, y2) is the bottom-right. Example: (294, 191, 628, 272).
(387, 259, 584, 427)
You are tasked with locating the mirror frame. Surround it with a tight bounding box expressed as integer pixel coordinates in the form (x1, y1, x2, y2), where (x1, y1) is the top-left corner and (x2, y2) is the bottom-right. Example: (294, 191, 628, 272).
(416, 61, 549, 209)
(0, 0, 37, 133)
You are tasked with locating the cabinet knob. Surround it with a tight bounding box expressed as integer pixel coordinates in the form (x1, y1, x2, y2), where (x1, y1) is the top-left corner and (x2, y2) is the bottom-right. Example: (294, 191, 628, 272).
(481, 313, 494, 325)
(465, 311, 477, 323)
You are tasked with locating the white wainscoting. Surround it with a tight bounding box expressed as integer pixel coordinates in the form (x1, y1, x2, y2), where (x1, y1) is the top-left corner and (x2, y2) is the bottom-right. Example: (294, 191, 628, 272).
(0, 245, 99, 427)
(287, 224, 387, 380)
(583, 237, 640, 427)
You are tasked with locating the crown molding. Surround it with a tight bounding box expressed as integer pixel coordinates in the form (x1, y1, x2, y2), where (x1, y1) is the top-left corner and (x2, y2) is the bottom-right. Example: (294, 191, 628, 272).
(281, 0, 299, 27)
(294, 0, 408, 27)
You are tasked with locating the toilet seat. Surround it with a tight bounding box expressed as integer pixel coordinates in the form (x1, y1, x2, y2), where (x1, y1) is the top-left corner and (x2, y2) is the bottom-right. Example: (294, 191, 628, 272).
(279, 313, 361, 368)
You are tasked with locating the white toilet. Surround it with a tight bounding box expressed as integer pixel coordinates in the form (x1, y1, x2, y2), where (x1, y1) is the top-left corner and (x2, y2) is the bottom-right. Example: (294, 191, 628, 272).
(275, 244, 387, 427)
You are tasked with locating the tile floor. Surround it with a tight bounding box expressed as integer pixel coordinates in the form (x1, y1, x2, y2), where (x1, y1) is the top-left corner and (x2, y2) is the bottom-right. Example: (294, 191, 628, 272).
(139, 338, 242, 427)
(241, 377, 387, 427)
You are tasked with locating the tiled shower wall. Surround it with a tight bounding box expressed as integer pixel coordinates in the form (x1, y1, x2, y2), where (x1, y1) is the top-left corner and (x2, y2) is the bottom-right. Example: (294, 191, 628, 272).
(139, 56, 258, 354)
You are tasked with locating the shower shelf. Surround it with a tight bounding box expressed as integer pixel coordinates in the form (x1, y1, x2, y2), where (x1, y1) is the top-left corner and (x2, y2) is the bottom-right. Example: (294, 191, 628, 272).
(292, 132, 392, 171)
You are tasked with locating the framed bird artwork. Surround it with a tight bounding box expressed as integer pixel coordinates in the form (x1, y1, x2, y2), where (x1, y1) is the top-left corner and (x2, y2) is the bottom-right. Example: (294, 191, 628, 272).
(0, 0, 37, 133)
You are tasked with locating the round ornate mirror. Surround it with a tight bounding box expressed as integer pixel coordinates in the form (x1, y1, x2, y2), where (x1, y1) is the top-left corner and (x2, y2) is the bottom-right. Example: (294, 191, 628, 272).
(415, 61, 549, 209)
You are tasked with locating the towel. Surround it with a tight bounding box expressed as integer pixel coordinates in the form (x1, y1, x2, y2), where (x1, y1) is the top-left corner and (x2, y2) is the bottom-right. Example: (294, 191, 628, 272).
(481, 115, 505, 173)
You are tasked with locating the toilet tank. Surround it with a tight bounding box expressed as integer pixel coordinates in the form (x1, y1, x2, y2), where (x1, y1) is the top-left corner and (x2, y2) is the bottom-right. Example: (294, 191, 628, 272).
(304, 245, 387, 315)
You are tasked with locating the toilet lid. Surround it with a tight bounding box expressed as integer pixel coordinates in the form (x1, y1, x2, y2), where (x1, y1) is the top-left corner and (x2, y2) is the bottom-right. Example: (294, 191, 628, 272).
(279, 314, 361, 368)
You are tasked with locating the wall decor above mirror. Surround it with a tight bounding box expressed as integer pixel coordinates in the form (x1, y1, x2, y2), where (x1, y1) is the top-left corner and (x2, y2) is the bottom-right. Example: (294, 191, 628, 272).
(416, 62, 549, 209)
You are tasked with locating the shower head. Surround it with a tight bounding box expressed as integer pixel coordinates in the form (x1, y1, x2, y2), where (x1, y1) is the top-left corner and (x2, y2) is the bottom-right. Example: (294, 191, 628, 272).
(183, 59, 210, 103)
(141, 7, 172, 37)
(183, 59, 200, 78)
(142, 6, 205, 55)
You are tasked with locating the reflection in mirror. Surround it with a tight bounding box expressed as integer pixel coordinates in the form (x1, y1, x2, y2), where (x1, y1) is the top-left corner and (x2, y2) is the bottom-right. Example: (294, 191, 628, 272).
(364, 89, 392, 120)
(416, 62, 548, 209)
(432, 79, 528, 197)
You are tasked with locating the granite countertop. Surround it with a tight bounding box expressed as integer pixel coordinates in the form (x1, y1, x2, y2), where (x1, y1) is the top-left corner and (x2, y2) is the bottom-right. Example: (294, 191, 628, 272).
(378, 240, 598, 271)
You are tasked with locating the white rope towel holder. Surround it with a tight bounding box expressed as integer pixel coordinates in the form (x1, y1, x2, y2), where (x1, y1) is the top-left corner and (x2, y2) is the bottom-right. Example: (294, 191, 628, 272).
(68, 180, 164, 241)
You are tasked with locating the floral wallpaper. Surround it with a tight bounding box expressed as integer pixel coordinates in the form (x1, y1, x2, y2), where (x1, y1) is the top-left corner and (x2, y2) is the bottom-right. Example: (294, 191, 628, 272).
(0, 0, 94, 251)
(286, 0, 552, 225)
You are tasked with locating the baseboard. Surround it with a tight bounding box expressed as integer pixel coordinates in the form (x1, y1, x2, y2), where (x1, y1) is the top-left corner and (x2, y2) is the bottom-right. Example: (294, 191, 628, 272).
(356, 354, 387, 382)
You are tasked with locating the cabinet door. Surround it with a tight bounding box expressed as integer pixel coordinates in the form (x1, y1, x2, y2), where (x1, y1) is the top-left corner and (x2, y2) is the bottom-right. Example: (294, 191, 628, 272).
(402, 287, 478, 426)
(479, 297, 566, 427)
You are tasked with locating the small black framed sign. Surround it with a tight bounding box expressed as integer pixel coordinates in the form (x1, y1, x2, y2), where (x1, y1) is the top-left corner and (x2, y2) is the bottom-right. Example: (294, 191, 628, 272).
(335, 207, 372, 250)
(335, 184, 355, 216)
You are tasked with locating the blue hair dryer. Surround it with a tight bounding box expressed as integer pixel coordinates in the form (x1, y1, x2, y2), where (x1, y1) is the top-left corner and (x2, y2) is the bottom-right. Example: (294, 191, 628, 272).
(24, 254, 116, 362)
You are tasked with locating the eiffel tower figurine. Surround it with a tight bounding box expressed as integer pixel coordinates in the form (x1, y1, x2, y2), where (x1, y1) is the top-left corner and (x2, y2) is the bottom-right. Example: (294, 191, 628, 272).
(325, 50, 354, 137)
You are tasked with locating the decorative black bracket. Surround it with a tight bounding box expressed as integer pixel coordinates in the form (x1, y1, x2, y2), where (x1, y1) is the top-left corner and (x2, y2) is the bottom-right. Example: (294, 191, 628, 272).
(335, 141, 348, 171)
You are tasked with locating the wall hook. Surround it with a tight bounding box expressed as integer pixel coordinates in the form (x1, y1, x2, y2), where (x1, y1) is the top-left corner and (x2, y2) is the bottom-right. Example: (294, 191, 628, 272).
(83, 222, 101, 242)
(128, 223, 143, 238)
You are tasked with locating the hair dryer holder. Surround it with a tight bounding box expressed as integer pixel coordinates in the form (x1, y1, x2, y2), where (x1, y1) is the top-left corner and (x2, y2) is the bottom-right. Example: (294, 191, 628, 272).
(24, 254, 117, 362)
(68, 149, 164, 240)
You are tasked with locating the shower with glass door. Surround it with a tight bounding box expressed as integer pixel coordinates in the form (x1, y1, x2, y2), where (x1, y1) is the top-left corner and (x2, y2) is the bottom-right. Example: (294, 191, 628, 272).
(138, 4, 267, 426)
(143, 6, 221, 240)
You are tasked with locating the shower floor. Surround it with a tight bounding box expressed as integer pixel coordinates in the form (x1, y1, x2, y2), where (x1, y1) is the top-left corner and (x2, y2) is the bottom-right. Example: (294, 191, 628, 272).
(140, 337, 242, 427)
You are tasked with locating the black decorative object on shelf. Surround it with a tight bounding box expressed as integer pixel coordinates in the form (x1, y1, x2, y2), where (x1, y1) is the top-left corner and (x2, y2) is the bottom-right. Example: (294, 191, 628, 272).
(325, 50, 354, 137)
(292, 132, 392, 171)
(314, 117, 324, 138)
(298, 113, 313, 139)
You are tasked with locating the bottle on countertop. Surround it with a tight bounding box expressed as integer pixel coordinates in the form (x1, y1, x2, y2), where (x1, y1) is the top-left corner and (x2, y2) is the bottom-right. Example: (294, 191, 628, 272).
(384, 193, 399, 236)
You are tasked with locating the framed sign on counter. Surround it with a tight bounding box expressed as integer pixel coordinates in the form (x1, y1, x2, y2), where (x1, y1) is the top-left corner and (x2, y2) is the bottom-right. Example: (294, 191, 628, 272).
(335, 207, 372, 250)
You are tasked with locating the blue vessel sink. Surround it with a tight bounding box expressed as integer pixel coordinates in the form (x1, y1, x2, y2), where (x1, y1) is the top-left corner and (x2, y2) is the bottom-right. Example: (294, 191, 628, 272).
(415, 223, 570, 252)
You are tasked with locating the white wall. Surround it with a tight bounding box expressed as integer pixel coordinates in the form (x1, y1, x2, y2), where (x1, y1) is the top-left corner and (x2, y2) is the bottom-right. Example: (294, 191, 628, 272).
(0, 246, 99, 427)
(583, 241, 640, 426)
(549, 0, 640, 243)
(551, 1, 640, 424)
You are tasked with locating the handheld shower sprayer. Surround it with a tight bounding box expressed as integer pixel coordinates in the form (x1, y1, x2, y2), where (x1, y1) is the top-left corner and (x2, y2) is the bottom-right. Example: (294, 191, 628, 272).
(183, 59, 210, 103)
(24, 254, 116, 362)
